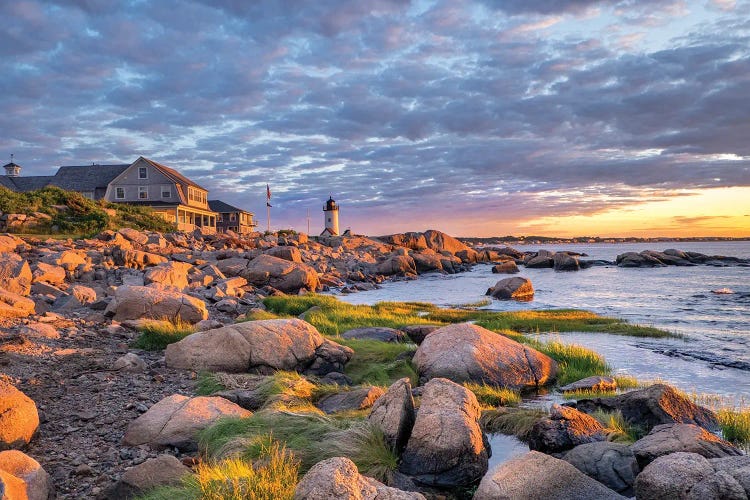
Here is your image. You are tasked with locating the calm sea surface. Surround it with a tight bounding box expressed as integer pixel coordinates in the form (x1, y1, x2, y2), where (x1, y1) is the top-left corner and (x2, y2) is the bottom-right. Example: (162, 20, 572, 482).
(338, 242, 750, 401)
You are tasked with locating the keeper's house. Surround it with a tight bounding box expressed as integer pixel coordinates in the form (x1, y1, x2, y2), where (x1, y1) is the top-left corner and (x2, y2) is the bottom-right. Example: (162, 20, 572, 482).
(1, 156, 255, 234)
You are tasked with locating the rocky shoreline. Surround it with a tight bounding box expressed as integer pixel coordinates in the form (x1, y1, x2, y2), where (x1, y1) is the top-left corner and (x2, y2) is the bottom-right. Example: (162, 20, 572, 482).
(0, 228, 748, 499)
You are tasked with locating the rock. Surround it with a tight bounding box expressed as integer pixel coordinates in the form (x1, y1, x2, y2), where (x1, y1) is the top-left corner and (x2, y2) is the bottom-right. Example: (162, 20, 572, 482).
(368, 378, 415, 452)
(242, 254, 320, 293)
(316, 386, 385, 414)
(399, 378, 488, 487)
(0, 235, 22, 253)
(400, 324, 441, 345)
(0, 380, 39, 450)
(215, 257, 250, 277)
(215, 298, 239, 313)
(105, 455, 191, 500)
(635, 452, 714, 500)
(631, 423, 742, 468)
(341, 327, 406, 342)
(144, 261, 193, 290)
(31, 262, 66, 285)
(375, 255, 417, 276)
(294, 457, 425, 500)
(119, 228, 149, 245)
(113, 248, 168, 269)
(422, 230, 472, 256)
(527, 404, 607, 454)
(122, 394, 251, 451)
(413, 323, 557, 390)
(563, 441, 639, 495)
(525, 250, 555, 268)
(18, 322, 59, 339)
(0, 450, 54, 500)
(113, 353, 147, 373)
(486, 277, 534, 300)
(0, 288, 36, 318)
(491, 261, 519, 274)
(572, 384, 720, 432)
(105, 285, 208, 324)
(553, 253, 580, 271)
(687, 471, 747, 500)
(265, 246, 302, 263)
(165, 318, 352, 376)
(0, 253, 32, 295)
(710, 456, 750, 495)
(559, 376, 617, 393)
(615, 251, 665, 268)
(410, 250, 444, 273)
(68, 284, 97, 304)
(381, 232, 429, 251)
(474, 451, 626, 500)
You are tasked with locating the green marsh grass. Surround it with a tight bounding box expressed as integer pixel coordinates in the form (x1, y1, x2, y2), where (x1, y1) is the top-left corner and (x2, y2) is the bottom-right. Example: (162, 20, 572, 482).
(480, 407, 546, 441)
(200, 410, 397, 481)
(717, 407, 750, 448)
(464, 382, 521, 408)
(138, 442, 298, 500)
(526, 338, 612, 387)
(334, 338, 418, 386)
(590, 409, 644, 443)
(133, 318, 197, 350)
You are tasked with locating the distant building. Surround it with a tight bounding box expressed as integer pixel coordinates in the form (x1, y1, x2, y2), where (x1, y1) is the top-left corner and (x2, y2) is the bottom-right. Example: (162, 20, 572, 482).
(321, 196, 340, 236)
(208, 199, 256, 234)
(0, 155, 253, 235)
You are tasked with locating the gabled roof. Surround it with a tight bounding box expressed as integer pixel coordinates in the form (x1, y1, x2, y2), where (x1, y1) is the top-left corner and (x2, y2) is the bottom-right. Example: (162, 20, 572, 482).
(140, 157, 208, 191)
(51, 164, 129, 192)
(0, 175, 19, 190)
(208, 199, 253, 214)
(8, 176, 56, 191)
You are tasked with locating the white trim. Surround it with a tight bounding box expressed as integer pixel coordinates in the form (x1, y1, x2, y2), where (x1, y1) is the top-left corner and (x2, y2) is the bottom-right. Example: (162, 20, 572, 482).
(115, 187, 125, 199)
(138, 166, 148, 179)
(139, 186, 148, 199)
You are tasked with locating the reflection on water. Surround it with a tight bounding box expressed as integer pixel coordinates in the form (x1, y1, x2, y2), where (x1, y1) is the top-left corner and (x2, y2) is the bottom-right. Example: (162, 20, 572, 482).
(338, 241, 750, 399)
(486, 433, 529, 470)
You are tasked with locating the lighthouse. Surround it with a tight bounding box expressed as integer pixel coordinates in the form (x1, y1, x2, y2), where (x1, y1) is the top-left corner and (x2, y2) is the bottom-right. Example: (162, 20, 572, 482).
(321, 196, 340, 236)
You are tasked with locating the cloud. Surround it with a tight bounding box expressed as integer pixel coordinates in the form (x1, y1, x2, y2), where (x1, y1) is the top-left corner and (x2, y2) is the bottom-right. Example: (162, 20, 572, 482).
(1, 0, 749, 236)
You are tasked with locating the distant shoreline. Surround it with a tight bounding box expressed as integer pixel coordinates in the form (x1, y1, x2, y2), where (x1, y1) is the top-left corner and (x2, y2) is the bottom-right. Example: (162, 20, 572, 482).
(460, 236, 750, 246)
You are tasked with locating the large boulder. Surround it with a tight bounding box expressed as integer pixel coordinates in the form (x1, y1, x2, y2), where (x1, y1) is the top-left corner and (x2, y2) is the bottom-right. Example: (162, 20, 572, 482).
(122, 395, 251, 451)
(143, 261, 193, 290)
(413, 323, 557, 390)
(0, 380, 39, 451)
(525, 250, 555, 268)
(105, 285, 208, 324)
(368, 378, 415, 452)
(0, 450, 54, 500)
(572, 384, 720, 432)
(630, 423, 742, 468)
(616, 252, 665, 268)
(0, 235, 22, 253)
(399, 378, 488, 488)
(563, 441, 639, 496)
(112, 247, 168, 269)
(295, 457, 425, 500)
(486, 277, 534, 300)
(31, 262, 66, 285)
(242, 254, 320, 292)
(375, 254, 417, 276)
(527, 404, 607, 454)
(491, 261, 519, 274)
(265, 245, 302, 263)
(104, 455, 190, 500)
(634, 452, 714, 500)
(553, 253, 580, 271)
(341, 327, 405, 342)
(0, 288, 35, 318)
(422, 230, 472, 256)
(166, 318, 352, 376)
(709, 456, 750, 497)
(0, 253, 32, 296)
(316, 386, 385, 414)
(410, 250, 444, 273)
(474, 451, 626, 500)
(380, 232, 429, 251)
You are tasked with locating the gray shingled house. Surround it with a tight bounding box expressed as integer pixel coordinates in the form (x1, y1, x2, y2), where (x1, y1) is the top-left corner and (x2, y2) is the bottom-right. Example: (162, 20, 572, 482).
(1, 156, 254, 234)
(208, 199, 257, 234)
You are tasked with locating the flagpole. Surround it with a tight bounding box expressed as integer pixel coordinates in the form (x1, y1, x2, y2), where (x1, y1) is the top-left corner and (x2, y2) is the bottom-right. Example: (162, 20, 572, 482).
(267, 204, 270, 233)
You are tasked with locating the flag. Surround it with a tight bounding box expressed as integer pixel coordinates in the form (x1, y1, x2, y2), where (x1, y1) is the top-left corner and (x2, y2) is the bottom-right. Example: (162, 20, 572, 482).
(266, 202, 272, 207)
(266, 184, 271, 201)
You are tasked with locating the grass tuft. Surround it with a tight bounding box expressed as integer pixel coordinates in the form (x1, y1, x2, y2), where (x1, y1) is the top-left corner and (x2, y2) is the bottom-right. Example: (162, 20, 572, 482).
(133, 318, 196, 350)
(138, 442, 298, 500)
(480, 407, 546, 441)
(717, 407, 750, 448)
(590, 409, 643, 443)
(334, 338, 418, 386)
(525, 339, 611, 387)
(197, 372, 226, 396)
(464, 382, 521, 408)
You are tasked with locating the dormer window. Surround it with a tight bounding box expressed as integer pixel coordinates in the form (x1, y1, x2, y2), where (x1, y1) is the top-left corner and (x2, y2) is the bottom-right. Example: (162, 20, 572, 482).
(138, 167, 148, 179)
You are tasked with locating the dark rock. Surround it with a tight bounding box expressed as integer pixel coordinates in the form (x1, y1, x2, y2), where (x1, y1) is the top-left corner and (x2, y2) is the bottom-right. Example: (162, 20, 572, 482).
(563, 441, 639, 495)
(631, 423, 742, 469)
(635, 452, 713, 500)
(316, 386, 384, 414)
(368, 378, 415, 452)
(486, 276, 534, 300)
(341, 327, 405, 342)
(491, 261, 520, 274)
(527, 404, 607, 454)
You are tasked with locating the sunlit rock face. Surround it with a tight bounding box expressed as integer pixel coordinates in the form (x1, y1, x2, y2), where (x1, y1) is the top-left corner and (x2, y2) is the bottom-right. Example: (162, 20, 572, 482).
(104, 284, 208, 323)
(399, 378, 488, 488)
(0, 380, 39, 451)
(527, 404, 607, 454)
(165, 318, 352, 376)
(413, 323, 557, 390)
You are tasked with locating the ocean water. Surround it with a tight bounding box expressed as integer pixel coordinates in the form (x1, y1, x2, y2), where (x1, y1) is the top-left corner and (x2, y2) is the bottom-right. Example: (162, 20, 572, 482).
(338, 241, 750, 401)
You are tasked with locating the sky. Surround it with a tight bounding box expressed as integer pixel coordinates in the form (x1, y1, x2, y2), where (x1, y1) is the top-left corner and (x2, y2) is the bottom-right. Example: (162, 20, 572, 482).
(1, 0, 749, 238)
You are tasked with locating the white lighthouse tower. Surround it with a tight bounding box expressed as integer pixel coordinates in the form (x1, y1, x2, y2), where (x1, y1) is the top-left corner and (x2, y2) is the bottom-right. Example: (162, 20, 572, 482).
(321, 196, 340, 236)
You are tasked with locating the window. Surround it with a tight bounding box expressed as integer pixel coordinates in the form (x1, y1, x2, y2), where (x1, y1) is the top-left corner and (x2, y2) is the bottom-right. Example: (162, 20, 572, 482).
(138, 167, 148, 179)
(161, 185, 171, 198)
(218, 214, 223, 222)
(139, 186, 148, 199)
(230, 213, 236, 221)
(115, 187, 125, 199)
